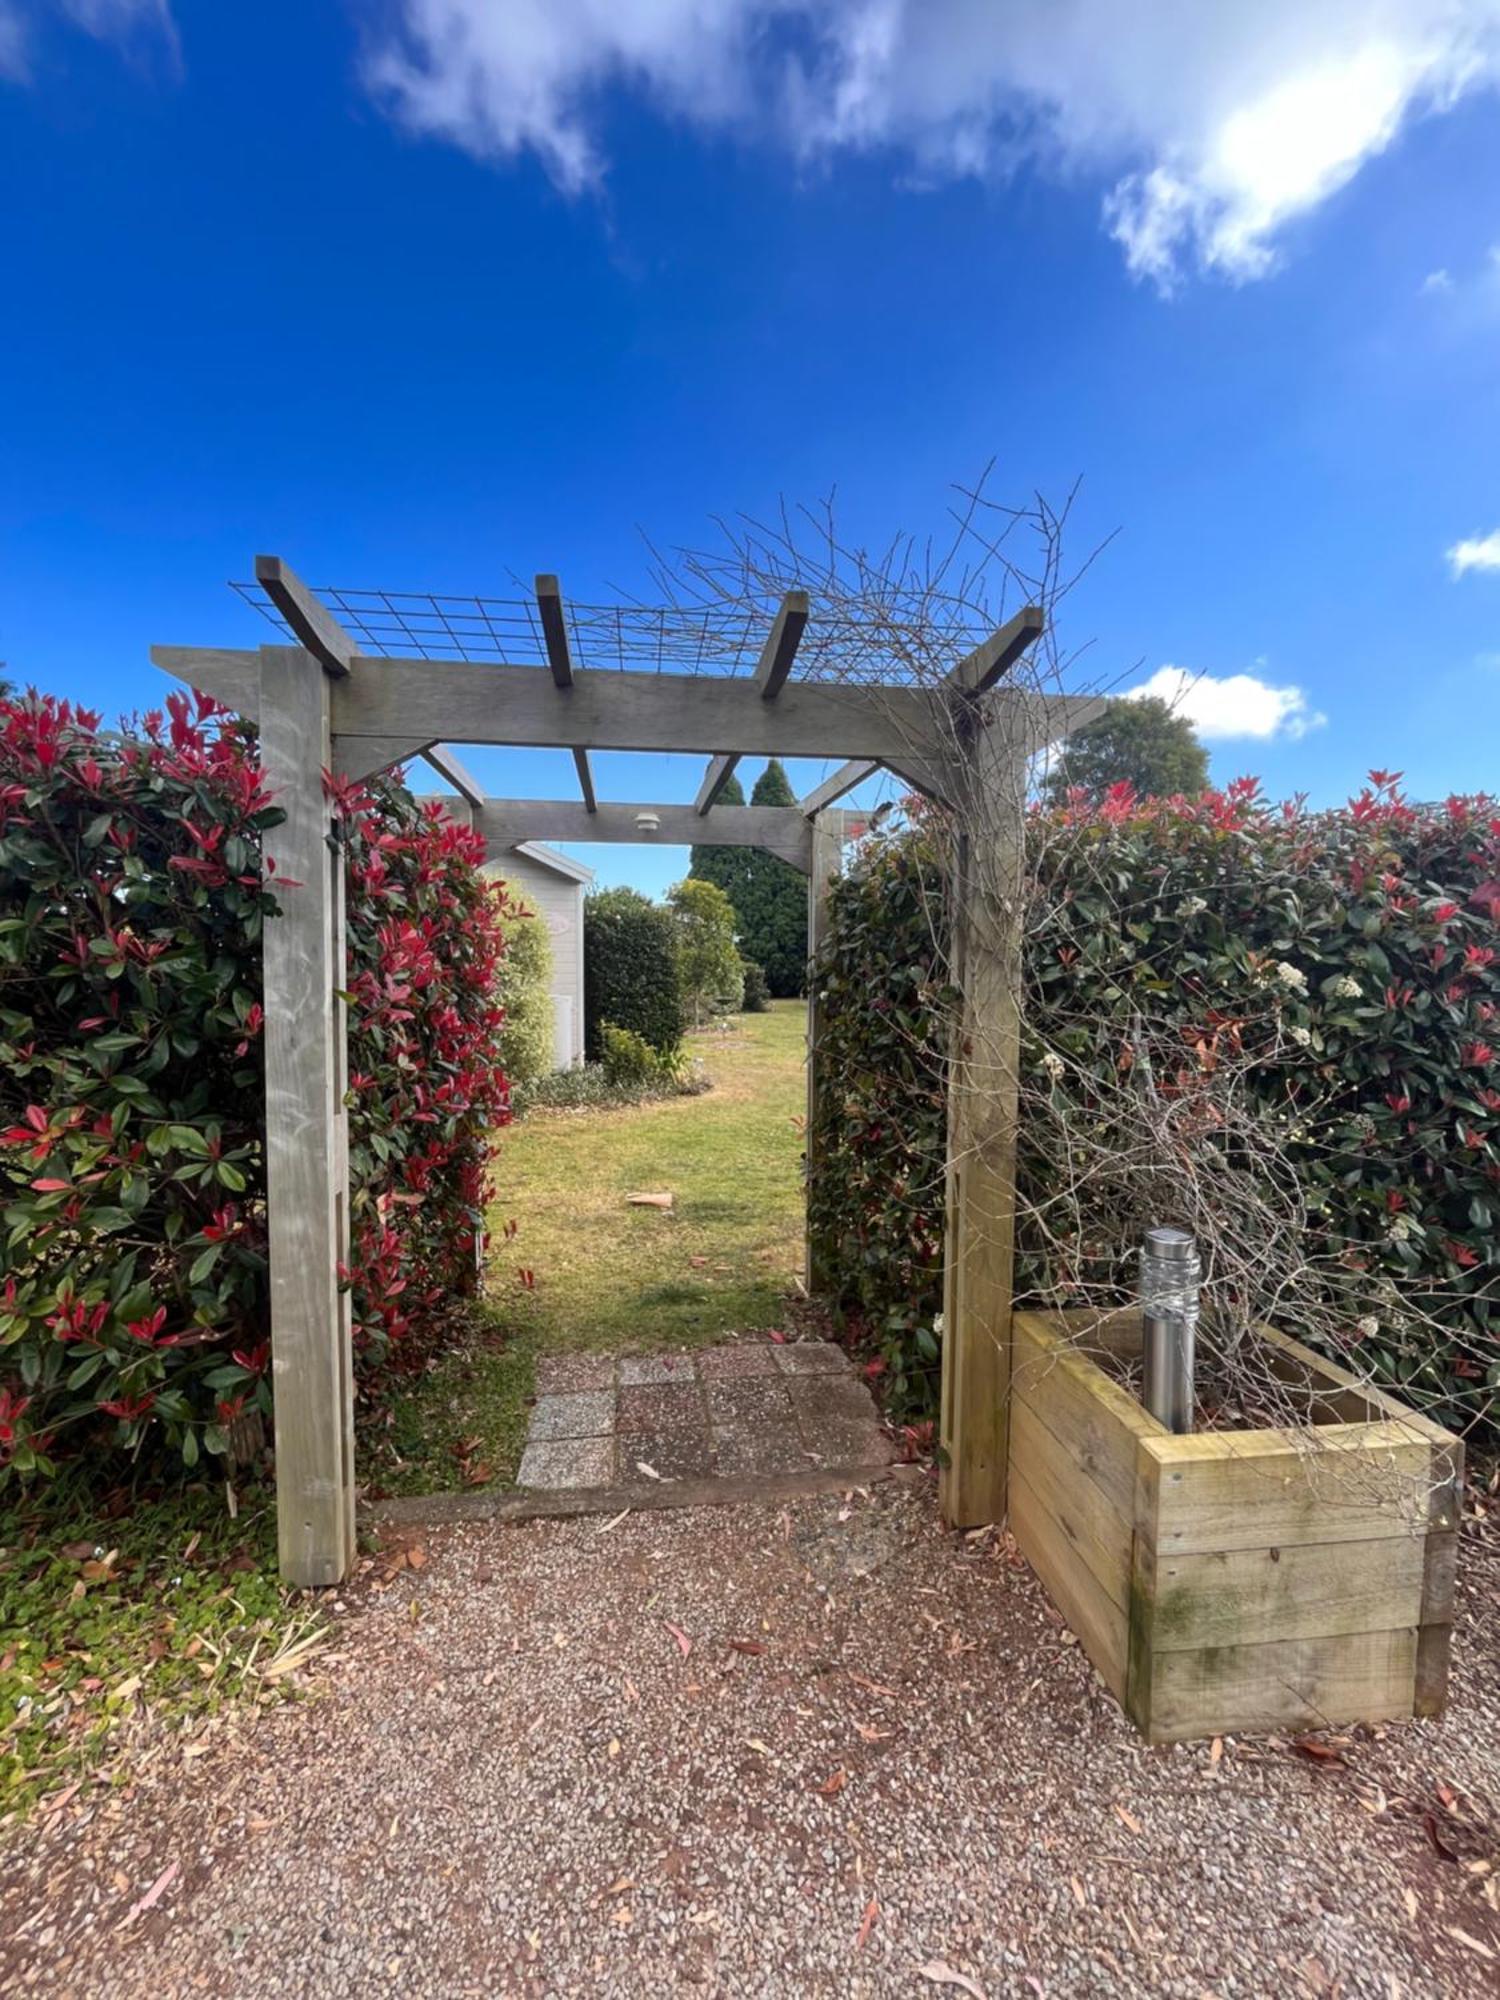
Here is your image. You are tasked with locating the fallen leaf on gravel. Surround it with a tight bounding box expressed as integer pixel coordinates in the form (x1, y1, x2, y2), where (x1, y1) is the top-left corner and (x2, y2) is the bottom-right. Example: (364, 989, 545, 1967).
(855, 1722, 894, 1742)
(1291, 1737, 1346, 1767)
(663, 1620, 693, 1658)
(406, 1545, 428, 1570)
(729, 1638, 765, 1655)
(596, 1510, 631, 1534)
(1403, 1889, 1419, 1921)
(746, 1738, 774, 1757)
(1210, 1737, 1223, 1765)
(817, 1769, 848, 1797)
(1446, 1927, 1496, 1962)
(1070, 1876, 1086, 1908)
(1424, 1812, 1460, 1862)
(849, 1672, 900, 1698)
(636, 1461, 663, 1481)
(916, 1961, 988, 1998)
(118, 1861, 179, 1929)
(1113, 1804, 1143, 1835)
(855, 1897, 880, 1950)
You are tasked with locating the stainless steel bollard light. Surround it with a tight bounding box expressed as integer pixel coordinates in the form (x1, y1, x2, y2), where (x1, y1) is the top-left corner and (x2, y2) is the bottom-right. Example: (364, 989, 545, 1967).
(1139, 1226, 1200, 1434)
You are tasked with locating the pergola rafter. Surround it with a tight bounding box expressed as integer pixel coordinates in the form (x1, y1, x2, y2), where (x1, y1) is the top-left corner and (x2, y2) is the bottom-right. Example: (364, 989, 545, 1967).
(156, 555, 1081, 1585)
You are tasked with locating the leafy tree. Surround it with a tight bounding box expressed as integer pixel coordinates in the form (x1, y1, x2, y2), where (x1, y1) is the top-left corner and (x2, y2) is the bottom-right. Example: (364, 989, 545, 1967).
(1040, 696, 1208, 806)
(583, 886, 682, 1059)
(494, 899, 556, 1087)
(668, 876, 743, 1025)
(688, 768, 753, 911)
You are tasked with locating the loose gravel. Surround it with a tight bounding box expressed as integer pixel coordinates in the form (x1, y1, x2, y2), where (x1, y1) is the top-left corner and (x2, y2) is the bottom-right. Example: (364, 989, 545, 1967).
(3, 1476, 1497, 1998)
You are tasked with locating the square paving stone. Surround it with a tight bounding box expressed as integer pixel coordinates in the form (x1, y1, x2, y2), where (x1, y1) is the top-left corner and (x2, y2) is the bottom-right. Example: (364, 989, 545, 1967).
(787, 1373, 874, 1426)
(696, 1344, 781, 1381)
(527, 1390, 615, 1441)
(712, 1425, 813, 1477)
(705, 1377, 794, 1426)
(619, 1353, 696, 1387)
(534, 1353, 615, 1395)
(517, 1436, 616, 1489)
(617, 1382, 704, 1434)
(622, 1428, 716, 1482)
(773, 1341, 849, 1376)
(801, 1418, 892, 1469)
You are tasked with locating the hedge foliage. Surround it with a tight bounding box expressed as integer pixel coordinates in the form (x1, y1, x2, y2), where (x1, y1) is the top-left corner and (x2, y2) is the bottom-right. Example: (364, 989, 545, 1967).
(690, 759, 809, 997)
(494, 899, 556, 1087)
(0, 691, 508, 1478)
(583, 886, 683, 1060)
(809, 777, 1500, 1432)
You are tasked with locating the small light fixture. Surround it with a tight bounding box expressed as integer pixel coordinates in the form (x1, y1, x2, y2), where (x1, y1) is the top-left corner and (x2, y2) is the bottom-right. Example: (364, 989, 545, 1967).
(634, 810, 661, 835)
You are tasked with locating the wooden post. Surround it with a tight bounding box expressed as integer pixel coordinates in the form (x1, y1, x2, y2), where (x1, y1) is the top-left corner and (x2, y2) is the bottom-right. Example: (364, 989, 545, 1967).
(939, 715, 1027, 1527)
(260, 645, 356, 1587)
(804, 810, 842, 1294)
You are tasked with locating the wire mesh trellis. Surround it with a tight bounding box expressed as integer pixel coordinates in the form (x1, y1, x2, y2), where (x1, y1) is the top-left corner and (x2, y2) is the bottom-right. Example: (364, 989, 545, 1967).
(227, 578, 991, 682)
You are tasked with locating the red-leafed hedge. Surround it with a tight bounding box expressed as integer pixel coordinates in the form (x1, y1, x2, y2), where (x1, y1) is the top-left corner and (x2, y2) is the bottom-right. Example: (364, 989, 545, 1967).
(0, 690, 509, 1477)
(809, 775, 1500, 1435)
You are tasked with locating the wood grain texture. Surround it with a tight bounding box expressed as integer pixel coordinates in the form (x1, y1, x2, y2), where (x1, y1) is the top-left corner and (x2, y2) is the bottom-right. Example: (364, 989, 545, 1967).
(1010, 1463, 1129, 1701)
(799, 759, 876, 816)
(1009, 1398, 1135, 1616)
(255, 557, 357, 678)
(938, 724, 1029, 1527)
(1146, 1627, 1418, 1742)
(421, 743, 485, 808)
(461, 799, 814, 871)
(1140, 1534, 1427, 1651)
(1148, 1425, 1434, 1555)
(804, 812, 843, 1294)
(258, 647, 356, 1588)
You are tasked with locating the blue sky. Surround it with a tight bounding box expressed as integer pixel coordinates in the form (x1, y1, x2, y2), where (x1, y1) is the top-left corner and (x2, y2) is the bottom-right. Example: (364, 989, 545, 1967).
(2, 1, 1498, 897)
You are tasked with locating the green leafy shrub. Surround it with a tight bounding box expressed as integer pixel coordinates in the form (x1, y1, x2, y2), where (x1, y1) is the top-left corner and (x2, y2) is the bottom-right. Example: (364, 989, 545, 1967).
(600, 1021, 684, 1088)
(0, 692, 508, 1479)
(810, 777, 1500, 1434)
(668, 876, 743, 1024)
(583, 886, 682, 1060)
(494, 899, 556, 1088)
(512, 1058, 704, 1116)
(690, 760, 809, 996)
(740, 958, 771, 1012)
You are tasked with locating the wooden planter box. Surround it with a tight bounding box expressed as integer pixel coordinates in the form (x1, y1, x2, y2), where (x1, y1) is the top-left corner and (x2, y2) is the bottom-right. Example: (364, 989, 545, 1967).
(1008, 1308, 1462, 1743)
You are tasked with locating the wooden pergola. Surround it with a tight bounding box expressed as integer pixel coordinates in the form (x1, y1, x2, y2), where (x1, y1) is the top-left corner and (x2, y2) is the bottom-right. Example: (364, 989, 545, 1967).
(157, 557, 1100, 1585)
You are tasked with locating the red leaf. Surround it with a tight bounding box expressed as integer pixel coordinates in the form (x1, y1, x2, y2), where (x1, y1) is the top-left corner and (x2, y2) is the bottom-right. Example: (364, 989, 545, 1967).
(663, 1620, 693, 1659)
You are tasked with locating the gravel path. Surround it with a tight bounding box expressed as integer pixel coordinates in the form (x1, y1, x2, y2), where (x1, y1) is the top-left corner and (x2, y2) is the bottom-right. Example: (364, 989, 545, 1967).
(3, 1477, 1497, 1999)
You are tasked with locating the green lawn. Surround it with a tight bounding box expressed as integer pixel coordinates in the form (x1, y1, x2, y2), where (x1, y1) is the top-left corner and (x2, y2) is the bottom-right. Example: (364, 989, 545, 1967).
(376, 1000, 808, 1493)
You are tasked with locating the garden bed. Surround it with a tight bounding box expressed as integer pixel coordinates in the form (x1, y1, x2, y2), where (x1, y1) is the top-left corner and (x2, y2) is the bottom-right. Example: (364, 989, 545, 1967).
(1008, 1307, 1463, 1743)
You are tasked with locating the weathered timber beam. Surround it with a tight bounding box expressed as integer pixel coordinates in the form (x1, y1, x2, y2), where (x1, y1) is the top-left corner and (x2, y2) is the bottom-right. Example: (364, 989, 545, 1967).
(422, 743, 485, 808)
(753, 589, 810, 699)
(946, 603, 1044, 698)
(423, 798, 814, 872)
(800, 759, 876, 816)
(255, 556, 360, 679)
(695, 753, 741, 815)
(535, 574, 573, 688)
(573, 747, 597, 812)
(334, 735, 436, 782)
(883, 755, 957, 804)
(152, 647, 958, 760)
(1017, 693, 1111, 758)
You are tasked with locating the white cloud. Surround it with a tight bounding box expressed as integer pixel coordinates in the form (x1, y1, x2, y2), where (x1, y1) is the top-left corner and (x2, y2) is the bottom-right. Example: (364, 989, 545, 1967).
(0, 0, 176, 79)
(1421, 266, 1455, 292)
(1447, 528, 1500, 575)
(366, 1, 1500, 288)
(1128, 664, 1327, 741)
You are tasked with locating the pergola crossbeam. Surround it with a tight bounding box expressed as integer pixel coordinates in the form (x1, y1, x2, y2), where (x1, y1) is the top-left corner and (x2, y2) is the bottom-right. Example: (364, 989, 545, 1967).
(255, 556, 359, 679)
(695, 753, 741, 815)
(421, 743, 485, 809)
(422, 796, 815, 872)
(800, 759, 876, 816)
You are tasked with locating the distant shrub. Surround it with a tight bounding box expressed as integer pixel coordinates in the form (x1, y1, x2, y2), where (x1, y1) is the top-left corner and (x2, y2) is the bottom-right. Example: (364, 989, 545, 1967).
(583, 887, 682, 1060)
(600, 1022, 684, 1088)
(494, 900, 555, 1088)
(740, 958, 771, 1012)
(513, 1054, 710, 1117)
(668, 876, 743, 1025)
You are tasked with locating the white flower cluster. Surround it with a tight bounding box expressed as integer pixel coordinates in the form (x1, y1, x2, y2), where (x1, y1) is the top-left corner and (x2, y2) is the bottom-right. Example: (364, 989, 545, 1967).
(1388, 1212, 1417, 1244)
(1354, 1315, 1380, 1341)
(1327, 975, 1362, 1001)
(1177, 895, 1207, 920)
(1274, 961, 1308, 992)
(1040, 1050, 1066, 1081)
(1288, 1024, 1312, 1047)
